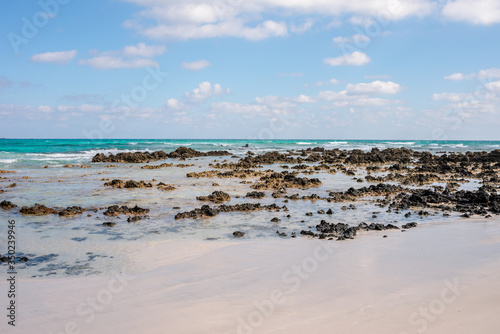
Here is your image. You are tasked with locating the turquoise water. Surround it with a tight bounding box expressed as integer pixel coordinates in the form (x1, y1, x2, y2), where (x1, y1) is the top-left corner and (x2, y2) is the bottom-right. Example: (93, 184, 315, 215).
(1, 139, 499, 169)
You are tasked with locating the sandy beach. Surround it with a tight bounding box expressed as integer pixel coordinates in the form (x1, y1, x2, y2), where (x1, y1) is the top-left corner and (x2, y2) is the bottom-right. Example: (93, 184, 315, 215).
(3, 218, 499, 334)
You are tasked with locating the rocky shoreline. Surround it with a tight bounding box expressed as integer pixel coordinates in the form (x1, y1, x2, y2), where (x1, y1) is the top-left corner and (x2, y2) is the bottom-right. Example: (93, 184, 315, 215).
(1, 146, 499, 246)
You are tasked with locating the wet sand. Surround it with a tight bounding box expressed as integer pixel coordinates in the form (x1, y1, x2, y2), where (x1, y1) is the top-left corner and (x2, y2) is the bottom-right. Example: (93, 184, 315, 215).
(4, 218, 500, 334)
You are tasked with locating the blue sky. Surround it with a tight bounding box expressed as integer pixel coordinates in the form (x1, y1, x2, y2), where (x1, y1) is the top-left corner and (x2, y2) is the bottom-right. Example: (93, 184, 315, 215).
(1, 0, 500, 140)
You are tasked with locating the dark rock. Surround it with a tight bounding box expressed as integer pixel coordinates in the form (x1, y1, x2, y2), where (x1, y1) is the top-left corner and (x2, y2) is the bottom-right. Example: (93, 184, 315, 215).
(197, 191, 231, 203)
(103, 205, 150, 217)
(92, 150, 168, 163)
(0, 200, 17, 210)
(20, 204, 57, 215)
(276, 230, 287, 237)
(127, 216, 144, 223)
(245, 191, 265, 199)
(233, 231, 245, 238)
(59, 206, 83, 217)
(104, 179, 153, 189)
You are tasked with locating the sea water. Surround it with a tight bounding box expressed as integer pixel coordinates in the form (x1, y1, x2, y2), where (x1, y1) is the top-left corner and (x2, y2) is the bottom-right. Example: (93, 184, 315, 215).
(0, 139, 498, 277)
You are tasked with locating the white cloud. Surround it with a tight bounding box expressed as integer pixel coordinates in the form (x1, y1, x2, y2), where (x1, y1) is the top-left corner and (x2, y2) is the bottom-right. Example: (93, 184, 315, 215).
(317, 89, 401, 107)
(333, 34, 370, 45)
(181, 60, 212, 70)
(478, 68, 500, 79)
(38, 105, 54, 113)
(30, 50, 77, 65)
(485, 80, 500, 95)
(211, 102, 270, 118)
(444, 68, 500, 81)
(348, 16, 376, 26)
(78, 56, 158, 70)
(79, 43, 164, 70)
(442, 0, 500, 25)
(166, 98, 184, 109)
(78, 104, 105, 112)
(185, 81, 230, 100)
(444, 72, 468, 81)
(315, 78, 341, 86)
(295, 94, 315, 103)
(123, 42, 166, 57)
(346, 81, 401, 95)
(290, 19, 315, 33)
(432, 92, 470, 102)
(324, 51, 371, 66)
(139, 19, 288, 41)
(57, 105, 73, 112)
(122, 0, 433, 41)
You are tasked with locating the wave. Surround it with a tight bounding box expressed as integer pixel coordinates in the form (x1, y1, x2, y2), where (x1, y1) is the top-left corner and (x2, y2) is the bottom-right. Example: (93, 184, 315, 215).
(0, 159, 17, 164)
(441, 143, 468, 148)
(385, 141, 416, 145)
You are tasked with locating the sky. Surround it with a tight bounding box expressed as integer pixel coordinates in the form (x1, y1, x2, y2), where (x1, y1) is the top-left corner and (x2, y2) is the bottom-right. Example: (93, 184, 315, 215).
(1, 0, 500, 140)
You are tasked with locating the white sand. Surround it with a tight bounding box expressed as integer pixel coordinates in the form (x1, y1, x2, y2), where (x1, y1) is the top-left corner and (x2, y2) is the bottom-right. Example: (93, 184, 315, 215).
(2, 219, 500, 334)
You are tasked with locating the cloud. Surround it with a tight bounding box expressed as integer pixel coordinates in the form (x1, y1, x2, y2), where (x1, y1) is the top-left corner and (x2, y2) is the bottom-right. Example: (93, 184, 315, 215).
(30, 50, 77, 65)
(181, 60, 212, 70)
(77, 104, 105, 112)
(346, 81, 401, 95)
(485, 80, 500, 95)
(166, 98, 184, 109)
(185, 81, 230, 100)
(432, 92, 470, 102)
(444, 72, 469, 81)
(38, 105, 54, 113)
(123, 42, 166, 57)
(315, 78, 341, 86)
(315, 80, 404, 108)
(348, 16, 376, 26)
(136, 19, 288, 41)
(79, 56, 158, 70)
(442, 0, 500, 25)
(295, 94, 315, 103)
(290, 19, 315, 33)
(79, 43, 164, 70)
(444, 68, 500, 81)
(478, 68, 500, 79)
(324, 51, 371, 66)
(121, 0, 433, 41)
(333, 34, 370, 45)
(211, 102, 270, 118)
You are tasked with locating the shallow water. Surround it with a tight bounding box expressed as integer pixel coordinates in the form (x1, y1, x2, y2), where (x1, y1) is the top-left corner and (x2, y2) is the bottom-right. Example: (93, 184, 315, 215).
(0, 139, 498, 278)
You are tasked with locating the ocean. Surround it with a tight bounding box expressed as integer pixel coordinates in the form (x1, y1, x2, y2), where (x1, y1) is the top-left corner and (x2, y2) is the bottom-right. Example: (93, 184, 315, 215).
(1, 139, 500, 168)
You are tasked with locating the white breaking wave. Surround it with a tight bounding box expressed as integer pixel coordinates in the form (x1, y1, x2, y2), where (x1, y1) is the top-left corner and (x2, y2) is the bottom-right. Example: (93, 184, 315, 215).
(0, 159, 17, 164)
(385, 141, 416, 145)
